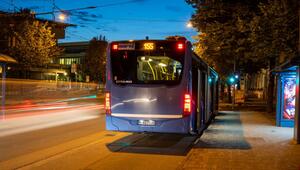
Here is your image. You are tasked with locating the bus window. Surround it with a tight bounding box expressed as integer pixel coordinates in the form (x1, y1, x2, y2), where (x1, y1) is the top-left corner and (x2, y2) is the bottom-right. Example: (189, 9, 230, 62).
(137, 56, 182, 81)
(111, 50, 183, 85)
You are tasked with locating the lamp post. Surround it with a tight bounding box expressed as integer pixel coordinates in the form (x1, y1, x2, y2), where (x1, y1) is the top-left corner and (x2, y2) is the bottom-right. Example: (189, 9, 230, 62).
(229, 77, 235, 108)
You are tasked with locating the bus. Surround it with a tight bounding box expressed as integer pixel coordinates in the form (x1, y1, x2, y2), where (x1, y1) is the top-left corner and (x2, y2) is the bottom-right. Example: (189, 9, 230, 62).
(105, 36, 219, 134)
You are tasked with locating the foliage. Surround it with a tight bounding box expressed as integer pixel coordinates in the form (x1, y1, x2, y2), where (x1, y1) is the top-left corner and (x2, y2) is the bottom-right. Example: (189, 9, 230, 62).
(84, 37, 107, 83)
(7, 20, 62, 71)
(187, 0, 298, 80)
(188, 1, 258, 79)
(249, 1, 298, 62)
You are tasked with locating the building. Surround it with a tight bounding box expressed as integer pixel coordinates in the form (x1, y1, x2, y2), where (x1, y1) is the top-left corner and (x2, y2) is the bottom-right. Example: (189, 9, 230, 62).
(57, 39, 107, 82)
(243, 69, 268, 99)
(57, 41, 89, 82)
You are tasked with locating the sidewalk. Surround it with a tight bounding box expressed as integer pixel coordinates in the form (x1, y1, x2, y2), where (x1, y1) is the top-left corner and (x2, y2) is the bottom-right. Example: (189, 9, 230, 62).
(180, 104, 300, 170)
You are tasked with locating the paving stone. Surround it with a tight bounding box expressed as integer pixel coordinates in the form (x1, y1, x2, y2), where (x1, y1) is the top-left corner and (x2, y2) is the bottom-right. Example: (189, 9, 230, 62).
(180, 109, 300, 170)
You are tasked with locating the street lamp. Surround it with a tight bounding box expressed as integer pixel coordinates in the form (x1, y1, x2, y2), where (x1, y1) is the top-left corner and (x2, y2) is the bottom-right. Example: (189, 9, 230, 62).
(229, 77, 235, 84)
(35, 6, 96, 21)
(186, 21, 193, 28)
(58, 13, 66, 21)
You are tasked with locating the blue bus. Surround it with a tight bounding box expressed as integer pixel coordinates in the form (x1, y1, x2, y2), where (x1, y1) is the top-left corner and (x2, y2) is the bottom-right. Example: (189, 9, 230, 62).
(105, 36, 219, 134)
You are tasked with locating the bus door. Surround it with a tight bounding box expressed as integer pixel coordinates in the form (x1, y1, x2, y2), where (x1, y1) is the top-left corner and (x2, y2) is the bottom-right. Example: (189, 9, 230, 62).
(199, 70, 207, 127)
(192, 66, 200, 131)
(196, 69, 202, 131)
(205, 71, 210, 124)
(211, 76, 217, 115)
(206, 70, 214, 123)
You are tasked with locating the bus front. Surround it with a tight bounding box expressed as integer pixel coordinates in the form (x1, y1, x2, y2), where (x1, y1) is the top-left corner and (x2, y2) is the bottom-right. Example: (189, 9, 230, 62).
(105, 39, 192, 134)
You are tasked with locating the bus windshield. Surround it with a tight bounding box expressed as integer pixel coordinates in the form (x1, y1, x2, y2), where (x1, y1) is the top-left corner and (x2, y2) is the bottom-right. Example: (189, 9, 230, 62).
(111, 49, 184, 85)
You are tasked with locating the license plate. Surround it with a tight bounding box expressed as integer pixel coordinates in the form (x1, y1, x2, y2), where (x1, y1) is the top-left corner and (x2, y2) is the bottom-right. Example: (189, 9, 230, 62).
(138, 120, 155, 126)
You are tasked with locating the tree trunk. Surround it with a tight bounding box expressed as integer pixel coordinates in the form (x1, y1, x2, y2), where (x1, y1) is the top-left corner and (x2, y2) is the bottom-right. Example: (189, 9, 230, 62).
(220, 82, 225, 101)
(227, 83, 232, 103)
(267, 73, 275, 113)
(19, 69, 26, 79)
(267, 58, 275, 113)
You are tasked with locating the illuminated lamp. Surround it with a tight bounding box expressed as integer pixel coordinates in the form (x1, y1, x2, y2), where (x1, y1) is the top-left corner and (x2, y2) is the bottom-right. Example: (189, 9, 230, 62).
(229, 77, 235, 84)
(105, 92, 111, 114)
(183, 93, 191, 116)
(177, 43, 184, 50)
(112, 44, 118, 50)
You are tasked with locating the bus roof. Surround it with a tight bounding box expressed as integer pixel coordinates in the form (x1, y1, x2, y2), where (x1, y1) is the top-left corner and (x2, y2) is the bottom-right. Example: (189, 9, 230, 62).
(110, 36, 188, 44)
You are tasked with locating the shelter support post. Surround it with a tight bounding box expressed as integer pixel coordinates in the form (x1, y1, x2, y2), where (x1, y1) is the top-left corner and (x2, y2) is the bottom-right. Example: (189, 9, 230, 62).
(294, 66, 300, 144)
(1, 63, 6, 120)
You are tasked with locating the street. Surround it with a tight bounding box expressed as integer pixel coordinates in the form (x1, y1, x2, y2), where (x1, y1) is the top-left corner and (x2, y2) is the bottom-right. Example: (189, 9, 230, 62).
(0, 0, 299, 169)
(0, 98, 197, 170)
(0, 97, 299, 170)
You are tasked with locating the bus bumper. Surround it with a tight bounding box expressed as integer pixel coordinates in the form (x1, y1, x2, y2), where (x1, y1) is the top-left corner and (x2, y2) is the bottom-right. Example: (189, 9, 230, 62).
(106, 115, 190, 134)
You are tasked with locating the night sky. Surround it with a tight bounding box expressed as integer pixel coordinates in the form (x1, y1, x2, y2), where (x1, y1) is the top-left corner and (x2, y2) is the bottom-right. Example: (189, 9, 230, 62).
(0, 0, 197, 42)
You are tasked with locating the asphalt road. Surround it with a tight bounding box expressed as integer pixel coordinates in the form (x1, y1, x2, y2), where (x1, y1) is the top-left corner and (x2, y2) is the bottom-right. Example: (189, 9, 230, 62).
(0, 98, 198, 170)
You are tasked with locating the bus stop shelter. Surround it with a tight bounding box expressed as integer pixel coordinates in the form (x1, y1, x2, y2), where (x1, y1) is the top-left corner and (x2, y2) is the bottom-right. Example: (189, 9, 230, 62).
(275, 57, 300, 144)
(0, 53, 17, 119)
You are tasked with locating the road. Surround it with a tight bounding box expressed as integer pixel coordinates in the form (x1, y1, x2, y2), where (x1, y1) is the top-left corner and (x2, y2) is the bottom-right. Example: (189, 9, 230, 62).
(0, 98, 197, 170)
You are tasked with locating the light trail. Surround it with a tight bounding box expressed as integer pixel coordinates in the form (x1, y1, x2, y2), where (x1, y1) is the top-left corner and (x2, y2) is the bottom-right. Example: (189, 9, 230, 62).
(0, 104, 104, 137)
(3, 104, 104, 119)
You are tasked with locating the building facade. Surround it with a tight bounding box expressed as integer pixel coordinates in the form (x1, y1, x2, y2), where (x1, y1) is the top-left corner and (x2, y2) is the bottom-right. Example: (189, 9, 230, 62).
(57, 39, 108, 82)
(57, 41, 89, 82)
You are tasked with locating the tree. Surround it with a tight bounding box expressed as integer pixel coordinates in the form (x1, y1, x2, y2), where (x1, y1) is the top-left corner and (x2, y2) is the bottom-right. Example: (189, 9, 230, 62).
(249, 0, 298, 112)
(250, 1, 297, 62)
(187, 1, 262, 102)
(83, 36, 108, 83)
(187, 0, 298, 107)
(187, 1, 264, 76)
(7, 20, 62, 77)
